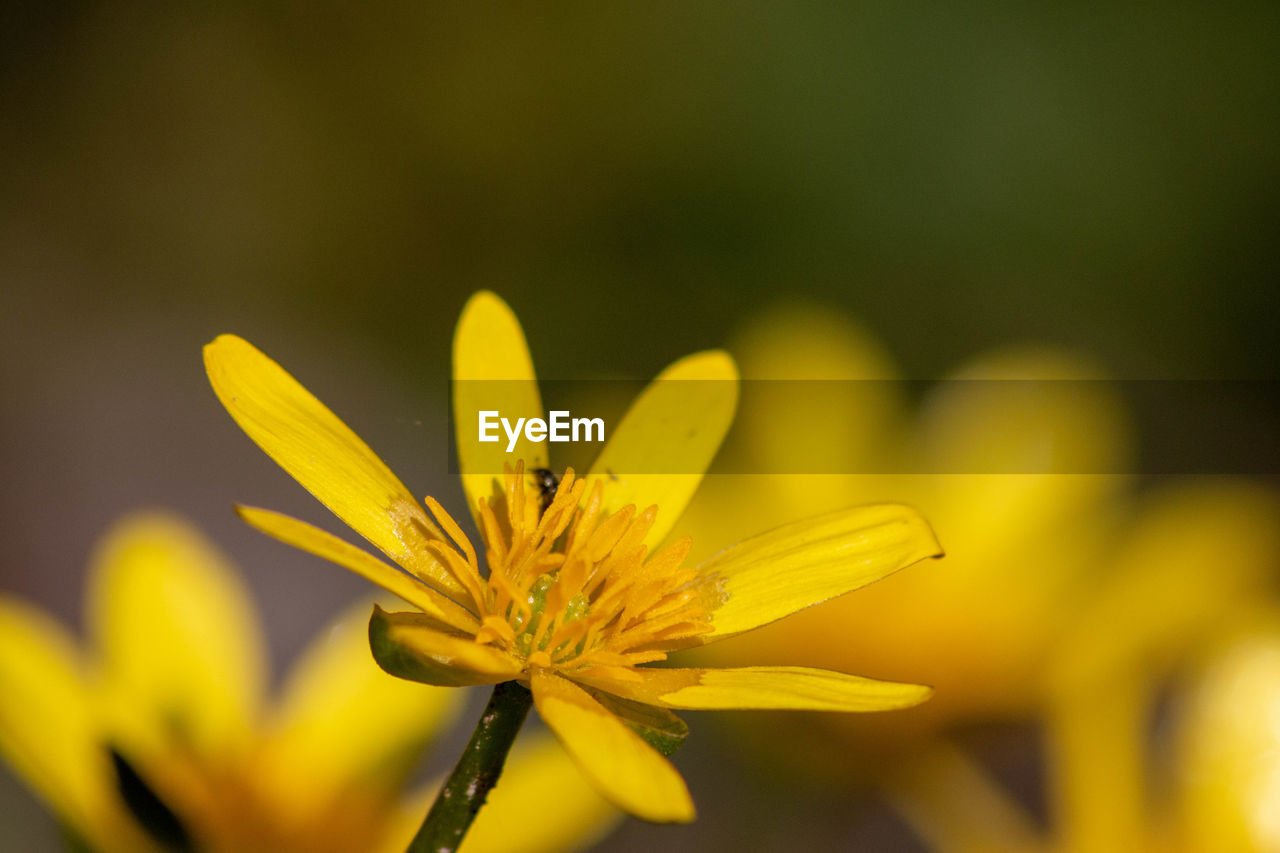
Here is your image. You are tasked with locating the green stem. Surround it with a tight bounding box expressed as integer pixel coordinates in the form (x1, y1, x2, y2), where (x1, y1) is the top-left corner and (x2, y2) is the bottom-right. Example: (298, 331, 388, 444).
(407, 680, 534, 853)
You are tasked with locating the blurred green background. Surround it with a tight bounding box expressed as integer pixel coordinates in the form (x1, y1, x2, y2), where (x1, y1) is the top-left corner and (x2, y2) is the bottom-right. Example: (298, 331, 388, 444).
(2, 3, 1277, 850)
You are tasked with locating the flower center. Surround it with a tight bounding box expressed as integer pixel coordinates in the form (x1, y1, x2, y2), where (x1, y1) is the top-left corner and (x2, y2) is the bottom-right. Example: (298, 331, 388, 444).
(423, 462, 715, 681)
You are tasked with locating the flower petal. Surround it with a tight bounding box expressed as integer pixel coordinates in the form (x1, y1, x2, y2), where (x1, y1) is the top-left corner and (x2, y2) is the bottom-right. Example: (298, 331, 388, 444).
(204, 334, 464, 599)
(530, 669, 694, 823)
(1045, 677, 1148, 853)
(0, 598, 127, 843)
(1048, 481, 1280, 691)
(585, 350, 738, 546)
(584, 666, 932, 712)
(379, 736, 619, 853)
(368, 606, 522, 687)
(732, 304, 902, 481)
(452, 291, 546, 517)
(586, 689, 689, 756)
(254, 599, 464, 829)
(1176, 626, 1280, 853)
(88, 513, 265, 763)
(235, 505, 479, 631)
(697, 503, 943, 641)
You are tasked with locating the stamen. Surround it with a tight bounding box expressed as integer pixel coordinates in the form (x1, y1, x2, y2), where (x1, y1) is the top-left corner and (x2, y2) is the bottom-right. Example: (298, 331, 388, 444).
(420, 461, 714, 677)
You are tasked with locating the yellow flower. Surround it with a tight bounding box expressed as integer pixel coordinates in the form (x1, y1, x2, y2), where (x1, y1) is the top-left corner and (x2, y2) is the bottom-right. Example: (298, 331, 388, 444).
(677, 304, 1139, 748)
(889, 611, 1280, 853)
(865, 482, 1280, 853)
(0, 512, 615, 853)
(1176, 620, 1280, 853)
(203, 291, 944, 823)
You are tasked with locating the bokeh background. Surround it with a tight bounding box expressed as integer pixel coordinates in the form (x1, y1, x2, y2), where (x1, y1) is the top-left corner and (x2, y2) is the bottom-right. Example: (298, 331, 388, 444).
(3, 4, 1278, 851)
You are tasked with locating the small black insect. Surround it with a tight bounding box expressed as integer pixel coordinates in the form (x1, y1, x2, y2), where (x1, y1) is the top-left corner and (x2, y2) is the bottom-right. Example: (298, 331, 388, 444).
(532, 467, 560, 515)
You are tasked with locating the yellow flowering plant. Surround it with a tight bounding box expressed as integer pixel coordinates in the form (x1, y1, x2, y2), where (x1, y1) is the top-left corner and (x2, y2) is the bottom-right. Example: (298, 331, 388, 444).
(682, 307, 1272, 743)
(1174, 619, 1280, 853)
(1032, 484, 1280, 853)
(679, 304, 1134, 747)
(888, 566, 1280, 853)
(675, 303, 1280, 847)
(203, 291, 944, 847)
(0, 512, 615, 853)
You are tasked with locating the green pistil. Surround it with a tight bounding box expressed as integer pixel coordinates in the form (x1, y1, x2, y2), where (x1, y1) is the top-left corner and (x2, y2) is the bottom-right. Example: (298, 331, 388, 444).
(512, 575, 590, 657)
(529, 573, 554, 613)
(564, 592, 589, 622)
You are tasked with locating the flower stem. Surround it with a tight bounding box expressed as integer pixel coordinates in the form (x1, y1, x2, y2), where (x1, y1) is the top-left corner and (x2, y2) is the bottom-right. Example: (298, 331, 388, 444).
(407, 680, 534, 853)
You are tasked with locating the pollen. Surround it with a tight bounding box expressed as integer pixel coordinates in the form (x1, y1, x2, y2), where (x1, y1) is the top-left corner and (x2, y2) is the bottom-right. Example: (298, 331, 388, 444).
(423, 461, 716, 681)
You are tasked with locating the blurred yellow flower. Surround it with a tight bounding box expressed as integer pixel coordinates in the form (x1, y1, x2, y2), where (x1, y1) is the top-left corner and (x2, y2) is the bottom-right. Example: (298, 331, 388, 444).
(679, 305, 1132, 749)
(1036, 483, 1280, 853)
(681, 305, 1277, 752)
(0, 512, 615, 853)
(204, 291, 944, 823)
(1176, 621, 1280, 853)
(676, 302, 1280, 848)
(890, 599, 1280, 853)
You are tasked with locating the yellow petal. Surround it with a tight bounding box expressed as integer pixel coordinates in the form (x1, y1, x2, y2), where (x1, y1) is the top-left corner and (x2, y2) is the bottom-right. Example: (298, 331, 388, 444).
(0, 598, 126, 843)
(235, 505, 479, 631)
(1046, 679, 1150, 853)
(379, 736, 619, 853)
(732, 304, 902, 488)
(1048, 481, 1280, 692)
(915, 347, 1130, 479)
(584, 665, 931, 712)
(588, 689, 689, 756)
(254, 598, 464, 829)
(585, 350, 738, 547)
(87, 513, 265, 763)
(204, 334, 464, 599)
(368, 606, 522, 687)
(1177, 625, 1280, 853)
(1039, 482, 1280, 853)
(697, 503, 943, 641)
(452, 291, 546, 516)
(530, 670, 694, 823)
